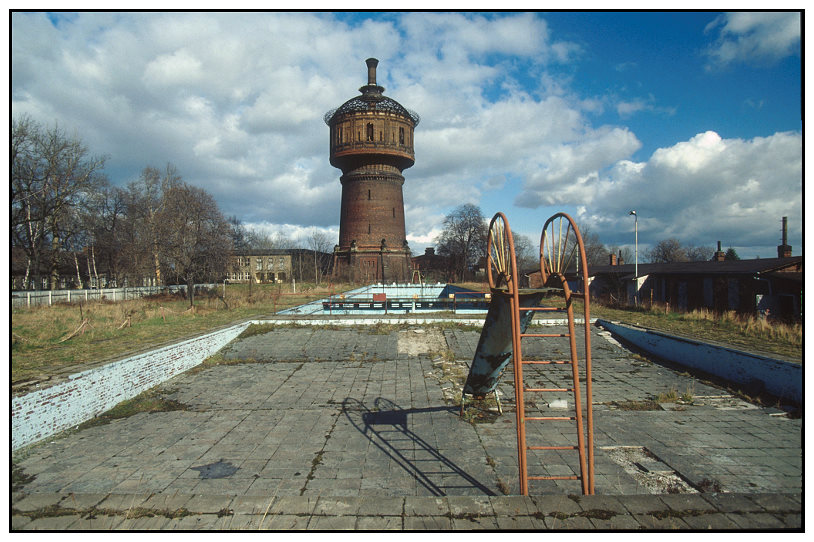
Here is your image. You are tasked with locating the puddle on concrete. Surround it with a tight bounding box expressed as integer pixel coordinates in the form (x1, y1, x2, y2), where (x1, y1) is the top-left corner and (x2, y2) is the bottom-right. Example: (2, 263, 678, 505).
(191, 460, 239, 479)
(601, 446, 698, 494)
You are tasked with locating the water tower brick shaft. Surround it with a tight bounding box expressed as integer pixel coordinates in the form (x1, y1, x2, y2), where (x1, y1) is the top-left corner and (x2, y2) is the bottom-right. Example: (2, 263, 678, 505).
(325, 58, 419, 282)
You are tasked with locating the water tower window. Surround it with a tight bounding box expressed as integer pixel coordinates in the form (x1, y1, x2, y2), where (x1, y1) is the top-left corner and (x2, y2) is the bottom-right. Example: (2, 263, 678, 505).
(367, 123, 374, 141)
(368, 223, 371, 234)
(399, 127, 405, 145)
(392, 208, 395, 218)
(368, 189, 371, 200)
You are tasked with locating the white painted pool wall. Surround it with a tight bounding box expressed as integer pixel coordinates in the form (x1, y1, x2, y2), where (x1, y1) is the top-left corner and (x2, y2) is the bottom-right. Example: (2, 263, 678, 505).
(11, 322, 250, 451)
(596, 319, 801, 405)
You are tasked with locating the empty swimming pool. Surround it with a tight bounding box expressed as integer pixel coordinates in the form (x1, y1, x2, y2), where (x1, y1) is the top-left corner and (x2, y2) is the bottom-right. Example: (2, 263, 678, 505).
(279, 283, 490, 315)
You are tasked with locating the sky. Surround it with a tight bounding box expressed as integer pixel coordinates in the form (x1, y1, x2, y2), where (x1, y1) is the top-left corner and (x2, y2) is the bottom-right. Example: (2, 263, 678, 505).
(10, 11, 803, 260)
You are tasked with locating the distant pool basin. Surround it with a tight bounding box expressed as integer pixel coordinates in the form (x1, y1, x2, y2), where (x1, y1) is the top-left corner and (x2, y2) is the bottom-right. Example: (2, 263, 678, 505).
(278, 283, 490, 315)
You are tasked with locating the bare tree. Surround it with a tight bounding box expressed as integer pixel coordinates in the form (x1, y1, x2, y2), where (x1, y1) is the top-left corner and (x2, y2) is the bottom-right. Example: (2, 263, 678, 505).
(83, 184, 129, 286)
(126, 164, 181, 286)
(435, 203, 487, 282)
(11, 116, 107, 289)
(687, 245, 715, 261)
(227, 215, 250, 252)
(159, 182, 233, 306)
(513, 233, 539, 273)
(577, 225, 610, 268)
(646, 238, 689, 263)
(306, 228, 333, 284)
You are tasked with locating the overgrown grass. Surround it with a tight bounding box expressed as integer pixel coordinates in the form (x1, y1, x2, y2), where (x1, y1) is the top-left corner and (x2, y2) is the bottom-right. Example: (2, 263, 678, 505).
(76, 387, 189, 430)
(11, 282, 352, 386)
(590, 302, 802, 362)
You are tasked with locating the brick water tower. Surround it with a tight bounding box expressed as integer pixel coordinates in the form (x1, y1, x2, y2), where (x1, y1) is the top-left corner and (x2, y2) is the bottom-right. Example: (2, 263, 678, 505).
(324, 58, 419, 282)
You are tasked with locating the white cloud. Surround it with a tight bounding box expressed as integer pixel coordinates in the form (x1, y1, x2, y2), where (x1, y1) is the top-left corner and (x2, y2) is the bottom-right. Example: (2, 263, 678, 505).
(576, 131, 802, 250)
(705, 12, 801, 69)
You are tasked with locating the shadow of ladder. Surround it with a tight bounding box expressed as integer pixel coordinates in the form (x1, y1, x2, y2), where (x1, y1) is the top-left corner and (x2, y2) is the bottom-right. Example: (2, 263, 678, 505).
(362, 404, 496, 496)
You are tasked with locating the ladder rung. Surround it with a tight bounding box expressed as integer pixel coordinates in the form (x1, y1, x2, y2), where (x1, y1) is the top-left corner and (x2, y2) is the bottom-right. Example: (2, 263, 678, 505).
(520, 333, 569, 338)
(528, 475, 580, 481)
(519, 307, 565, 312)
(524, 416, 576, 421)
(528, 445, 578, 451)
(570, 292, 585, 298)
(522, 360, 570, 365)
(524, 387, 573, 393)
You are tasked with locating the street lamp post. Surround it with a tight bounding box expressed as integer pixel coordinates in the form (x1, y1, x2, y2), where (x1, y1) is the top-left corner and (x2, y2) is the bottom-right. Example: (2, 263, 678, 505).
(629, 210, 638, 305)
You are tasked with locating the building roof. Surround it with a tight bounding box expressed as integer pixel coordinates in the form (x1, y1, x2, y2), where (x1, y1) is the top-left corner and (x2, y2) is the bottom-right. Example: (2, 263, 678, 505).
(588, 256, 802, 278)
(325, 95, 420, 126)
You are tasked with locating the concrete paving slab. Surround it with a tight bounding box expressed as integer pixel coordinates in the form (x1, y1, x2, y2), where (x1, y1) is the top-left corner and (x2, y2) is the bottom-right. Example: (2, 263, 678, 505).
(403, 515, 453, 529)
(633, 513, 691, 529)
(23, 515, 80, 530)
(307, 515, 356, 530)
(700, 492, 765, 513)
(12, 493, 65, 512)
(589, 513, 642, 530)
(488, 495, 534, 516)
(261, 513, 310, 530)
(681, 512, 742, 529)
(356, 496, 405, 516)
(58, 492, 108, 510)
(404, 495, 450, 516)
(727, 512, 787, 529)
(495, 514, 547, 529)
(356, 515, 403, 529)
(229, 495, 275, 515)
(11, 515, 33, 530)
(451, 515, 501, 529)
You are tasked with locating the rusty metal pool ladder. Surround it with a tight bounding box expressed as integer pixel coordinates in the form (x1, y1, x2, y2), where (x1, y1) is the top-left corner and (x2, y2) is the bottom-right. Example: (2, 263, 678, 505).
(487, 212, 595, 496)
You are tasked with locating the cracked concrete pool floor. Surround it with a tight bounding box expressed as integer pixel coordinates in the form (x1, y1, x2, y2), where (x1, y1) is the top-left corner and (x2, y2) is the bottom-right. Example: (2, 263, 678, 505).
(12, 324, 802, 529)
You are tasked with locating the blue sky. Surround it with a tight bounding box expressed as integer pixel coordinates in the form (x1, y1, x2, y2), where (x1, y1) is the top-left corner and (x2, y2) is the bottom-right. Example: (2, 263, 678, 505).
(11, 11, 803, 259)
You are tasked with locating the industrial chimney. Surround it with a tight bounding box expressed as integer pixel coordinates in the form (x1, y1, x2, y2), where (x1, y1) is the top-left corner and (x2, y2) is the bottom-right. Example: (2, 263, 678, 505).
(777, 217, 792, 258)
(713, 241, 726, 262)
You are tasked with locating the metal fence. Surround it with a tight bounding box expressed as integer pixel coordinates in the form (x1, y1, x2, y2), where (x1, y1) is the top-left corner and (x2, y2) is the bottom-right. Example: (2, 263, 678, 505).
(11, 284, 218, 308)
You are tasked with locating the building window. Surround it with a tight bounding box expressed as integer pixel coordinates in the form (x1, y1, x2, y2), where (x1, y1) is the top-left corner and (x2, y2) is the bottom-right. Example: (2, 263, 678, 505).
(368, 189, 371, 200)
(368, 223, 371, 234)
(256, 258, 263, 271)
(392, 207, 395, 218)
(367, 123, 374, 141)
(399, 127, 404, 145)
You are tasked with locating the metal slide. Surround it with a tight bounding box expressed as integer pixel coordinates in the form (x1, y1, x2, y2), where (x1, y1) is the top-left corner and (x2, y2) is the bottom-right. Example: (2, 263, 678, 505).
(460, 212, 595, 496)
